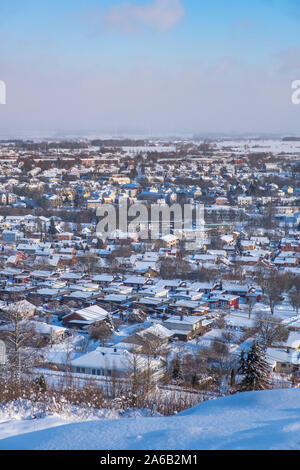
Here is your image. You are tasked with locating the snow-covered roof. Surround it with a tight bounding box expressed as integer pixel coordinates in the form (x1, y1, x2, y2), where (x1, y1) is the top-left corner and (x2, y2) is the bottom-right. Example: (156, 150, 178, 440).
(137, 323, 173, 340)
(71, 346, 160, 373)
(2, 299, 36, 312)
(163, 315, 201, 326)
(72, 305, 109, 321)
(266, 347, 300, 366)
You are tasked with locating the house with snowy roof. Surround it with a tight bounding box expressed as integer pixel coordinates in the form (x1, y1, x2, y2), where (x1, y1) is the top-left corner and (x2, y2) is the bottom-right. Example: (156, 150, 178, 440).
(62, 305, 110, 329)
(266, 347, 300, 375)
(0, 299, 36, 319)
(70, 345, 165, 378)
(121, 323, 173, 350)
(163, 315, 211, 341)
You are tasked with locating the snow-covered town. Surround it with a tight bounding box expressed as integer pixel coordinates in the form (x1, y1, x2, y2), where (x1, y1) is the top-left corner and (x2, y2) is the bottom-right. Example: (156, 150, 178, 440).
(2, 0, 300, 454)
(0, 137, 300, 410)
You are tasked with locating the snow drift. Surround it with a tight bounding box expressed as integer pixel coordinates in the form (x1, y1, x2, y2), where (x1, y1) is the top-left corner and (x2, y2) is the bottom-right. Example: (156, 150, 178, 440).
(1, 388, 300, 450)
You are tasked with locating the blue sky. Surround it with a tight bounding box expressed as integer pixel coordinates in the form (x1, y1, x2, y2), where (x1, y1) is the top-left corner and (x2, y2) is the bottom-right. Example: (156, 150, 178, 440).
(0, 0, 300, 136)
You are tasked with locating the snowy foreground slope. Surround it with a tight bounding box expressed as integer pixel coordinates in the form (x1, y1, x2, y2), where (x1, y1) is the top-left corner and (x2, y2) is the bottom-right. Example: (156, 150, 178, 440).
(1, 389, 300, 450)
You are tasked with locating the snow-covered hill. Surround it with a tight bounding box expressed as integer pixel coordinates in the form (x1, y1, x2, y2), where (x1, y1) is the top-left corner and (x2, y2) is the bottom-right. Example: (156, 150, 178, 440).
(1, 388, 300, 450)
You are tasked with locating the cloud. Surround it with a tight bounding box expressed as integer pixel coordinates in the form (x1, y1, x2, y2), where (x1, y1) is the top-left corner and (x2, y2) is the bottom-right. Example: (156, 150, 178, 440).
(103, 0, 185, 33)
(274, 48, 300, 74)
(230, 17, 263, 37)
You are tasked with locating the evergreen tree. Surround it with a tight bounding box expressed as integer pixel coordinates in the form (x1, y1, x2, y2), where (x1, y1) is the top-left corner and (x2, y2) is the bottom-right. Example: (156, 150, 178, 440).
(235, 236, 243, 255)
(48, 218, 57, 236)
(74, 192, 83, 208)
(230, 368, 236, 389)
(172, 358, 183, 384)
(191, 372, 198, 387)
(34, 374, 47, 393)
(97, 238, 104, 249)
(238, 342, 270, 392)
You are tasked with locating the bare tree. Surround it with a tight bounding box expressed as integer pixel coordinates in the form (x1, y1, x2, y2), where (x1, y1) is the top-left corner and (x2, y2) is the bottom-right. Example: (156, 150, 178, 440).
(123, 350, 153, 408)
(0, 305, 39, 380)
(247, 297, 256, 319)
(89, 320, 114, 346)
(288, 277, 300, 315)
(255, 266, 273, 295)
(140, 333, 169, 358)
(262, 275, 284, 315)
(78, 254, 100, 275)
(289, 289, 300, 315)
(254, 312, 289, 347)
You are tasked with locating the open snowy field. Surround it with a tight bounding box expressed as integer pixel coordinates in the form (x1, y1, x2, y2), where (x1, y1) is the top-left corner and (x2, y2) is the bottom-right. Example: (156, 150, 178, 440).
(0, 388, 300, 450)
(214, 139, 300, 155)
